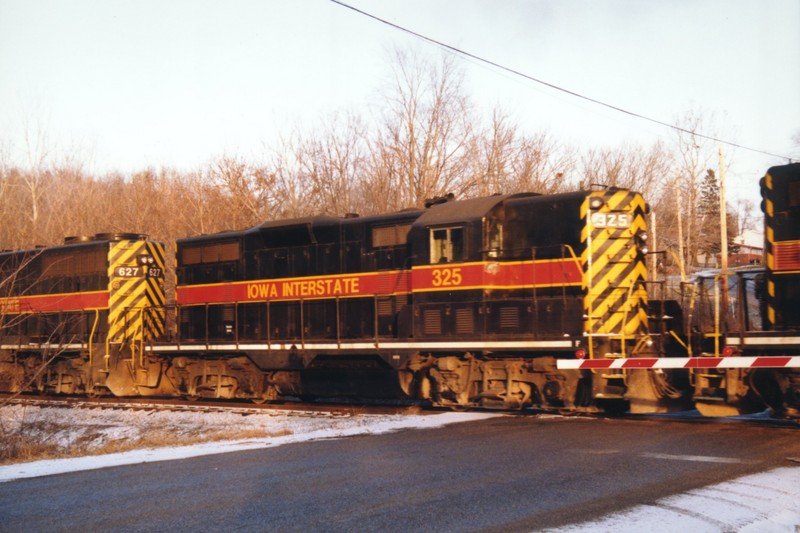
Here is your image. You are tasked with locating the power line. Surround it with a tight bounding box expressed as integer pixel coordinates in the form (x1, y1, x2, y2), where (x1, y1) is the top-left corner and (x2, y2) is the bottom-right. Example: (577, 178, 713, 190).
(330, 0, 795, 162)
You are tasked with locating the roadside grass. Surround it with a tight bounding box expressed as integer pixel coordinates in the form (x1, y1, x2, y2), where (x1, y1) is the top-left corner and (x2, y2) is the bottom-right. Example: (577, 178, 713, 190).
(0, 408, 293, 465)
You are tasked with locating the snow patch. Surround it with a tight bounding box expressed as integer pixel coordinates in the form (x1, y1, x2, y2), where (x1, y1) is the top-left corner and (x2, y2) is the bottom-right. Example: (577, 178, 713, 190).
(0, 404, 498, 482)
(550, 467, 800, 532)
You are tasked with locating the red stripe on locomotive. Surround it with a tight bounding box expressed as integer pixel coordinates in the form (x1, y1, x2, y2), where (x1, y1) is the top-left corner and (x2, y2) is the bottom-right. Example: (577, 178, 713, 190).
(411, 259, 581, 292)
(176, 258, 582, 306)
(177, 271, 411, 305)
(0, 291, 109, 314)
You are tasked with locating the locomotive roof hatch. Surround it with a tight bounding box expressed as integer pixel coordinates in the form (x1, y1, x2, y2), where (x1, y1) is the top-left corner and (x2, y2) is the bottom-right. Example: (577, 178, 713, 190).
(245, 215, 343, 247)
(250, 215, 341, 231)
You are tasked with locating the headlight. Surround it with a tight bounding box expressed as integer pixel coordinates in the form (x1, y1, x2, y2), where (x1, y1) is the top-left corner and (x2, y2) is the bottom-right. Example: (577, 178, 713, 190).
(588, 197, 604, 210)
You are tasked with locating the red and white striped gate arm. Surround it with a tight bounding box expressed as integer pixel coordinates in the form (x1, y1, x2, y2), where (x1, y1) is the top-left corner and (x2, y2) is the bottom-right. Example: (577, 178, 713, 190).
(557, 356, 800, 370)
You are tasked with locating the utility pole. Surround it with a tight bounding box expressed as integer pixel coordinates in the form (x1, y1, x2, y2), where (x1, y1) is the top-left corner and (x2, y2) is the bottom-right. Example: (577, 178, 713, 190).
(650, 209, 657, 283)
(677, 175, 685, 274)
(719, 146, 729, 325)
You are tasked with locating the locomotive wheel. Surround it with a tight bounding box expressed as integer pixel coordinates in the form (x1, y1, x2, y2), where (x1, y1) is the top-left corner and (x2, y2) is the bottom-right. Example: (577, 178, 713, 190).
(252, 385, 280, 405)
(418, 374, 433, 401)
(86, 386, 108, 399)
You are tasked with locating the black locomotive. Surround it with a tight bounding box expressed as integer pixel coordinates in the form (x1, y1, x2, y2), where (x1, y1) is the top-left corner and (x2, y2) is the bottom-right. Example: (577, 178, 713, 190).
(0, 234, 166, 396)
(144, 187, 653, 410)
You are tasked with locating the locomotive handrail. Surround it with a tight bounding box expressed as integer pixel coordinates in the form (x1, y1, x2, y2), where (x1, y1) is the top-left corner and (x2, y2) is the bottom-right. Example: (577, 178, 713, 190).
(619, 282, 637, 357)
(713, 273, 722, 356)
(138, 307, 145, 368)
(204, 302, 209, 351)
(374, 294, 379, 349)
(679, 280, 697, 357)
(88, 308, 99, 366)
(335, 296, 341, 349)
(561, 244, 583, 283)
(266, 300, 271, 354)
(667, 250, 687, 282)
(300, 298, 305, 351)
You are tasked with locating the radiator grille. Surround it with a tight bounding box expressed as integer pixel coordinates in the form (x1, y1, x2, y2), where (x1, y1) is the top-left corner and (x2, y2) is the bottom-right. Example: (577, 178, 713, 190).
(377, 298, 395, 317)
(774, 241, 800, 270)
(499, 306, 520, 329)
(423, 309, 441, 335)
(455, 308, 474, 334)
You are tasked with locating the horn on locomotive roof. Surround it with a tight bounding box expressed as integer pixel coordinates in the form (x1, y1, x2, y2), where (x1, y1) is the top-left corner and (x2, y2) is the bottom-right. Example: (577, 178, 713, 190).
(589, 183, 623, 192)
(63, 235, 93, 244)
(424, 192, 455, 208)
(92, 233, 148, 242)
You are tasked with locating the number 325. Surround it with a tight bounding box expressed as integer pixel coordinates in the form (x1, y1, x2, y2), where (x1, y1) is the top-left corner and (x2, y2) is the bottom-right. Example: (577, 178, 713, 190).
(432, 267, 462, 287)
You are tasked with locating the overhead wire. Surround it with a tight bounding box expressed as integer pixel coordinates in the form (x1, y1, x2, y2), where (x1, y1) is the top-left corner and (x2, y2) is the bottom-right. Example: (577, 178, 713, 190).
(330, 0, 795, 162)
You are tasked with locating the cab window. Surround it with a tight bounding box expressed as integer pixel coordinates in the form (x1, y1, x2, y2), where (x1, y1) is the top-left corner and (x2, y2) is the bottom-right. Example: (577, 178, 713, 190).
(430, 227, 464, 263)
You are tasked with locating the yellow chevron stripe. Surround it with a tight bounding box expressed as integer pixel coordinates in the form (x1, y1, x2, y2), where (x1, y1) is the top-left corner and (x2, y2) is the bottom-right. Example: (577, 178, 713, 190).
(581, 191, 650, 341)
(146, 242, 166, 270)
(597, 301, 645, 336)
(143, 282, 163, 307)
(110, 280, 147, 311)
(597, 280, 648, 335)
(586, 240, 633, 285)
(588, 226, 616, 252)
(606, 191, 629, 211)
(108, 244, 143, 277)
(585, 258, 635, 310)
(603, 311, 640, 336)
(107, 240, 167, 343)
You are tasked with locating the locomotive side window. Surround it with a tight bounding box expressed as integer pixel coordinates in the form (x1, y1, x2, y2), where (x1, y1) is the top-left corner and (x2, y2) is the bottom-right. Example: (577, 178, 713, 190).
(372, 224, 412, 270)
(789, 181, 800, 208)
(486, 221, 503, 258)
(430, 227, 464, 264)
(38, 248, 107, 293)
(182, 242, 240, 264)
(180, 241, 241, 284)
(372, 224, 411, 248)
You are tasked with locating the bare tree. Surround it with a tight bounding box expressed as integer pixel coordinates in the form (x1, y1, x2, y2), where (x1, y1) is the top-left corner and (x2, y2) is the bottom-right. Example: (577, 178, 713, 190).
(260, 135, 317, 219)
(474, 108, 517, 196)
(581, 141, 672, 199)
(206, 155, 274, 230)
(733, 198, 758, 240)
(672, 109, 723, 269)
(294, 112, 369, 216)
(371, 49, 477, 209)
(512, 132, 577, 194)
(20, 115, 53, 235)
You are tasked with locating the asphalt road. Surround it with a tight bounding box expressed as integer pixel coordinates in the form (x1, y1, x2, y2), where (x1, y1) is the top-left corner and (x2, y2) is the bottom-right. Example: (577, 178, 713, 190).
(1, 415, 798, 532)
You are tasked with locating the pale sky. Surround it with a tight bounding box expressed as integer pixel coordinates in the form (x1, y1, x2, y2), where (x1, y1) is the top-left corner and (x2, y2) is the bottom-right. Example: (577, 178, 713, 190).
(1, 0, 798, 202)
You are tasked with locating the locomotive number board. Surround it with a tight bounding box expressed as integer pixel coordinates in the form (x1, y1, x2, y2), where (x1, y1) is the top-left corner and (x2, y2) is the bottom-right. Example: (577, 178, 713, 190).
(590, 212, 632, 229)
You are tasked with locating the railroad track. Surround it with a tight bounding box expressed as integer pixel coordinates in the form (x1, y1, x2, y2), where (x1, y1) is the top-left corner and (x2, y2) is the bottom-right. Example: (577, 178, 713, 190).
(3, 394, 797, 430)
(0, 394, 426, 418)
